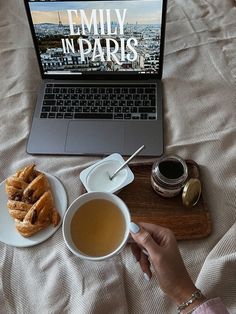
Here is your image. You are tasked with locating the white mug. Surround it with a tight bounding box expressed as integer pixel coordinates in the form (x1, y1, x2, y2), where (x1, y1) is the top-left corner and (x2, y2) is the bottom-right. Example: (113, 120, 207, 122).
(62, 192, 131, 261)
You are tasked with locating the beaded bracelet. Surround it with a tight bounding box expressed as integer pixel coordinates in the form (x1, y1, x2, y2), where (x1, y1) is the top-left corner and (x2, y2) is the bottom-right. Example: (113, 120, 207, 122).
(177, 289, 204, 313)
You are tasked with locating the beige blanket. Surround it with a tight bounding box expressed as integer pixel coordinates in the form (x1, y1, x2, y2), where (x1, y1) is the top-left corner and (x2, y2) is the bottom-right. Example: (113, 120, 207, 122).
(0, 0, 236, 313)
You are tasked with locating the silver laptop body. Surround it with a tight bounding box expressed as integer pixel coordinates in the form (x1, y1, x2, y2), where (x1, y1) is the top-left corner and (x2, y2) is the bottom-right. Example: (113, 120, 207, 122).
(24, 0, 167, 156)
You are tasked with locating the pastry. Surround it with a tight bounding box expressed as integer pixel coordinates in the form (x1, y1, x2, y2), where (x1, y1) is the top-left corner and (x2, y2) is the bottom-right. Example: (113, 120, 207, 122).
(5, 164, 60, 237)
(5, 177, 28, 201)
(7, 200, 32, 220)
(23, 173, 50, 203)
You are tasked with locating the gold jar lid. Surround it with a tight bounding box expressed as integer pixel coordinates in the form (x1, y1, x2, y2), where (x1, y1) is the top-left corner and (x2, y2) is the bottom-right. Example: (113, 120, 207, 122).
(182, 178, 201, 207)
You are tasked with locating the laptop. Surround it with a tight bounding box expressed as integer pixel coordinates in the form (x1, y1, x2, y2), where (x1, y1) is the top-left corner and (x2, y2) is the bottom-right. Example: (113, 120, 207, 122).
(24, 0, 167, 156)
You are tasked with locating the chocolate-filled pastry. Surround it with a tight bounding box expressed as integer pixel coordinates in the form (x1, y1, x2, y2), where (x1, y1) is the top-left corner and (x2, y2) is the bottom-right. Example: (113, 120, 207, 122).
(15, 164, 38, 183)
(5, 165, 60, 237)
(23, 173, 49, 203)
(7, 200, 32, 220)
(5, 177, 28, 201)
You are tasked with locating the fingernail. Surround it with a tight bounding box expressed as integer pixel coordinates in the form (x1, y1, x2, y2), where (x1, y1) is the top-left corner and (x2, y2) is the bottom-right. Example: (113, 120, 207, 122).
(144, 273, 150, 282)
(129, 222, 140, 234)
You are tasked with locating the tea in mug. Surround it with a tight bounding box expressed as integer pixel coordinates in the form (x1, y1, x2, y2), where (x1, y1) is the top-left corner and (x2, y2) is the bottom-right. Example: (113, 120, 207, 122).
(70, 199, 126, 257)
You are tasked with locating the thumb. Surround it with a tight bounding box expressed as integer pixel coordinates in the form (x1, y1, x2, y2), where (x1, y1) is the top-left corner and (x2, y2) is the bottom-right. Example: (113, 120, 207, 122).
(129, 222, 159, 257)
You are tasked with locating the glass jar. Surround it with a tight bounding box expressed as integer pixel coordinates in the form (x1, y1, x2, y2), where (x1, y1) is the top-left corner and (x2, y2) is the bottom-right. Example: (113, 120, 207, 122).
(151, 155, 188, 198)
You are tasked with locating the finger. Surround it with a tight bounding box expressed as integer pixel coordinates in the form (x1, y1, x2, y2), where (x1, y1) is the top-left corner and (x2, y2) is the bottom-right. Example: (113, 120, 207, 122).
(138, 222, 173, 246)
(127, 233, 135, 243)
(139, 251, 152, 281)
(131, 242, 141, 262)
(129, 222, 159, 257)
(138, 222, 170, 234)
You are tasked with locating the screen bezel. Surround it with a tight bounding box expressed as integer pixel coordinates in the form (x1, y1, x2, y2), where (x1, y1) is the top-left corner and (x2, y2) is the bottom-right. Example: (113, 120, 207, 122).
(24, 0, 167, 81)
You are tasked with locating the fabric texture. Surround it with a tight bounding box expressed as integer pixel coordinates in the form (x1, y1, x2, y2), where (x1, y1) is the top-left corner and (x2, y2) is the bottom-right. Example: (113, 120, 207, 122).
(193, 298, 230, 314)
(0, 0, 236, 313)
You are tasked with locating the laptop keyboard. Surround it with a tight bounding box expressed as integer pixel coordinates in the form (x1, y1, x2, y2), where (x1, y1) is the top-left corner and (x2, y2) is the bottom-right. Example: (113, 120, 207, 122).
(40, 84, 157, 120)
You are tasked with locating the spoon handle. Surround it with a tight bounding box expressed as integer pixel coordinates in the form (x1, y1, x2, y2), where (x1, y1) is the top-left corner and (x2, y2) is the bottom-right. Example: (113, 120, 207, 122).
(110, 145, 145, 180)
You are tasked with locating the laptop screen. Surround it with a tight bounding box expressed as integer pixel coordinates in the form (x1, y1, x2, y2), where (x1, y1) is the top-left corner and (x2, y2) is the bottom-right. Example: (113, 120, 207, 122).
(27, 0, 165, 77)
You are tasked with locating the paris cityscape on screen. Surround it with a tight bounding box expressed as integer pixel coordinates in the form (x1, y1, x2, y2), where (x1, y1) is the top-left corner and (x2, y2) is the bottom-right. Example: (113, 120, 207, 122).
(30, 1, 162, 74)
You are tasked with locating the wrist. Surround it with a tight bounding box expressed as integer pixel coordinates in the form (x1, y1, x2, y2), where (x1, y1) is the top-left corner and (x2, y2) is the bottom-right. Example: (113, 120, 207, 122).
(170, 283, 197, 305)
(181, 298, 207, 314)
(176, 289, 206, 314)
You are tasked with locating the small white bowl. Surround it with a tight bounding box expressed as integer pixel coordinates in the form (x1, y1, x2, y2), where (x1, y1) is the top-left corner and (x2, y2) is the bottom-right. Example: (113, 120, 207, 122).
(80, 153, 134, 194)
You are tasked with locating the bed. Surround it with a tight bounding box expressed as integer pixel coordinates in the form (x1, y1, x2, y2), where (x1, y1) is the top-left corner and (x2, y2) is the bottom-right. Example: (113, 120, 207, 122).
(0, 0, 236, 313)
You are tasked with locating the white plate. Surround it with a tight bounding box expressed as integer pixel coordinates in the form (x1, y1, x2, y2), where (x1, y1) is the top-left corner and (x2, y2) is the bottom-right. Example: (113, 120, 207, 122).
(0, 172, 67, 247)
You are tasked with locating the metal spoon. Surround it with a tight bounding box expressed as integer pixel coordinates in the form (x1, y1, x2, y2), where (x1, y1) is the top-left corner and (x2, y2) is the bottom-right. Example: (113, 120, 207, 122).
(109, 145, 145, 180)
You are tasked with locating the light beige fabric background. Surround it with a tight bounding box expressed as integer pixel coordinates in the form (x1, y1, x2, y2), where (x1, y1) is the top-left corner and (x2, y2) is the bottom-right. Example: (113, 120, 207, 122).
(0, 0, 236, 313)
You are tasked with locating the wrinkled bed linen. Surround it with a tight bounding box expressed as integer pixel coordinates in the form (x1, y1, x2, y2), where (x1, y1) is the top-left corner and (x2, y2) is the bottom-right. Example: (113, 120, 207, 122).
(0, 0, 236, 313)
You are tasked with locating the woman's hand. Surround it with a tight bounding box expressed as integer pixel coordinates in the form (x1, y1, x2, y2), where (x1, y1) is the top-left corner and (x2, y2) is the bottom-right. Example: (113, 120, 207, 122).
(129, 222, 205, 308)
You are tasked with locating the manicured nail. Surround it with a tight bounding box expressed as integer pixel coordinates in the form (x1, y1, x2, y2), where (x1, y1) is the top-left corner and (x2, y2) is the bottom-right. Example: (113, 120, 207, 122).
(144, 273, 150, 282)
(129, 222, 140, 234)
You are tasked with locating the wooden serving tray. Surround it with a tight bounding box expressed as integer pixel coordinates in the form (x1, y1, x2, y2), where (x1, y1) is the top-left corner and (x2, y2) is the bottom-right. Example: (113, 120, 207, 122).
(118, 160, 212, 240)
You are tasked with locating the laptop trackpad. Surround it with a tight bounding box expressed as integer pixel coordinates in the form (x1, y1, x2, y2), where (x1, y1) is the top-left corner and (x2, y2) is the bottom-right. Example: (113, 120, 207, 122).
(65, 121, 125, 154)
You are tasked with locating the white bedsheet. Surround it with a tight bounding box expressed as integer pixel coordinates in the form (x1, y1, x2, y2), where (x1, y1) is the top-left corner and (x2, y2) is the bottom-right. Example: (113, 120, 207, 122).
(0, 0, 236, 313)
